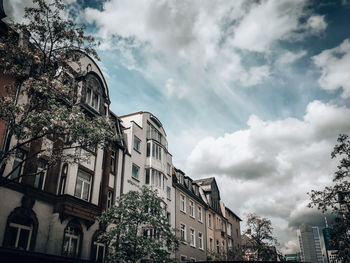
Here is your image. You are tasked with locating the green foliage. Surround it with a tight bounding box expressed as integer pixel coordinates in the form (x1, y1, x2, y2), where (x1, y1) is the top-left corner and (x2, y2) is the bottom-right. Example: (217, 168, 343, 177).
(242, 213, 278, 261)
(309, 134, 350, 261)
(98, 185, 179, 263)
(0, 0, 117, 185)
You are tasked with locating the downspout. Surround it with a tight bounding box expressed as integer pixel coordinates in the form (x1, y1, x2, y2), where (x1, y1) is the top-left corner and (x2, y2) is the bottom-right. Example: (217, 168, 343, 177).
(119, 148, 126, 195)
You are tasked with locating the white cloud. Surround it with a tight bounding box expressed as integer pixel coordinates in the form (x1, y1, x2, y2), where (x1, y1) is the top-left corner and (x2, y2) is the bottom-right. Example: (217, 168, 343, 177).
(306, 15, 328, 33)
(313, 39, 350, 98)
(187, 101, 350, 252)
(231, 0, 306, 52)
(277, 50, 307, 65)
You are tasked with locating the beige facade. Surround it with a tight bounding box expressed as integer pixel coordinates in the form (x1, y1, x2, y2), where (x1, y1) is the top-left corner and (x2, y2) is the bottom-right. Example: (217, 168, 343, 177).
(225, 206, 242, 260)
(173, 169, 207, 262)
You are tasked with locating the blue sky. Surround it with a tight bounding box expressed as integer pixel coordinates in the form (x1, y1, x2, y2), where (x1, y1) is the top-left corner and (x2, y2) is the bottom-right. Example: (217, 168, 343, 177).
(5, 0, 350, 254)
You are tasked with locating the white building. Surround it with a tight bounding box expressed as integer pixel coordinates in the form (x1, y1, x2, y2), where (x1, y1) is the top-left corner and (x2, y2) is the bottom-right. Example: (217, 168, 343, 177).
(119, 112, 176, 228)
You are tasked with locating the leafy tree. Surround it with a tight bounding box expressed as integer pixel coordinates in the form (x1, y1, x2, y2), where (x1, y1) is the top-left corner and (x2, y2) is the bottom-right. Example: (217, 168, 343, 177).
(0, 0, 116, 185)
(242, 213, 278, 261)
(309, 134, 350, 261)
(98, 184, 179, 263)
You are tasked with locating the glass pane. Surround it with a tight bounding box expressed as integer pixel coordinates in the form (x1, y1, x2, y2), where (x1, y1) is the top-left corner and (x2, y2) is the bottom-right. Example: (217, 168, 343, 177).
(11, 160, 21, 180)
(97, 245, 105, 261)
(145, 169, 150, 184)
(83, 182, 90, 201)
(78, 170, 91, 181)
(75, 179, 82, 198)
(146, 142, 150, 157)
(70, 238, 78, 256)
(7, 226, 18, 247)
(18, 229, 30, 250)
(34, 172, 44, 189)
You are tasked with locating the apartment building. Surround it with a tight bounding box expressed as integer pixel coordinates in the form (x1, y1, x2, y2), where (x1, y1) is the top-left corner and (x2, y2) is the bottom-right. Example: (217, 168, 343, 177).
(0, 52, 126, 261)
(225, 206, 242, 260)
(194, 177, 228, 261)
(173, 168, 207, 262)
(119, 112, 175, 227)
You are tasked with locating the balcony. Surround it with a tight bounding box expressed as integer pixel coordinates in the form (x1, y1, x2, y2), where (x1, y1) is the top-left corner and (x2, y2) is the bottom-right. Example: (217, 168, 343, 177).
(54, 194, 101, 229)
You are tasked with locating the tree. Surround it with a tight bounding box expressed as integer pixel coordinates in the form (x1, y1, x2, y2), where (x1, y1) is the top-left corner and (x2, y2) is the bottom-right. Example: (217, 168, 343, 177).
(98, 184, 179, 263)
(241, 213, 279, 261)
(309, 134, 350, 261)
(0, 0, 116, 185)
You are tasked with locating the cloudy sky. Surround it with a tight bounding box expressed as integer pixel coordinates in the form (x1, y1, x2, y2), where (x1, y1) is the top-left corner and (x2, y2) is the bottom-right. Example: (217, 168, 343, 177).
(5, 0, 350, 254)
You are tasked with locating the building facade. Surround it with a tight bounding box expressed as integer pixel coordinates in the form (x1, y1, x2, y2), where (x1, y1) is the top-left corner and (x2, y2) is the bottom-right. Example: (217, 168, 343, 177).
(194, 177, 228, 261)
(224, 206, 242, 260)
(173, 168, 207, 262)
(0, 52, 126, 261)
(297, 224, 324, 263)
(119, 112, 176, 230)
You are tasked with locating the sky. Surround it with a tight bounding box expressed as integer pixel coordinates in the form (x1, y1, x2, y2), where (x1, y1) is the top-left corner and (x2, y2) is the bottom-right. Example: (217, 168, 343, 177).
(4, 0, 350, 254)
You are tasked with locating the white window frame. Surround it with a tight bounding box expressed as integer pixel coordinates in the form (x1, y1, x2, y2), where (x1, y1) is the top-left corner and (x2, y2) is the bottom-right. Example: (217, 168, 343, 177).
(63, 226, 80, 257)
(85, 87, 100, 111)
(198, 232, 203, 250)
(180, 223, 186, 242)
(180, 194, 186, 213)
(93, 241, 105, 262)
(132, 164, 139, 180)
(189, 200, 194, 218)
(208, 214, 212, 228)
(198, 206, 202, 222)
(74, 170, 92, 201)
(8, 222, 33, 251)
(190, 228, 195, 247)
(133, 136, 141, 152)
(166, 186, 171, 200)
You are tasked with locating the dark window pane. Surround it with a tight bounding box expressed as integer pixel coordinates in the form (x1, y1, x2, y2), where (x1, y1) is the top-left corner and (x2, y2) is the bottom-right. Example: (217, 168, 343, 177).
(7, 226, 18, 247)
(17, 229, 30, 250)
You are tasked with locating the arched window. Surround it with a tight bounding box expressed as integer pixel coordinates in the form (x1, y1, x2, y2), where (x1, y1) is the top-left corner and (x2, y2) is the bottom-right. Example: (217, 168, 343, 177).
(62, 219, 83, 258)
(83, 74, 104, 113)
(3, 198, 38, 251)
(91, 231, 106, 262)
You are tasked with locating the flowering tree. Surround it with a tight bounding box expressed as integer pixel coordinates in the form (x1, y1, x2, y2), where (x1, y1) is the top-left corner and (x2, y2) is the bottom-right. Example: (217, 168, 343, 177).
(242, 213, 278, 261)
(98, 185, 179, 263)
(0, 0, 117, 185)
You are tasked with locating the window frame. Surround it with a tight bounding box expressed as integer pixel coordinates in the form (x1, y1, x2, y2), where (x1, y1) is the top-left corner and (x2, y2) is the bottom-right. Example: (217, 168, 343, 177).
(62, 221, 82, 258)
(180, 223, 186, 242)
(133, 136, 141, 152)
(106, 190, 113, 209)
(208, 214, 212, 228)
(110, 150, 116, 175)
(180, 194, 186, 213)
(198, 232, 203, 250)
(166, 186, 171, 200)
(34, 159, 47, 190)
(198, 206, 202, 222)
(190, 228, 195, 247)
(74, 169, 92, 202)
(132, 163, 140, 181)
(189, 200, 195, 218)
(7, 222, 33, 251)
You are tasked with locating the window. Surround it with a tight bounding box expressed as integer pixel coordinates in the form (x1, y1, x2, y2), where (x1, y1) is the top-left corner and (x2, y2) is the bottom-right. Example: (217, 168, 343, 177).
(74, 170, 92, 201)
(198, 232, 203, 250)
(84, 75, 101, 111)
(228, 239, 233, 249)
(180, 255, 187, 262)
(62, 222, 82, 257)
(227, 223, 232, 237)
(216, 240, 220, 254)
(216, 217, 221, 230)
(180, 194, 186, 212)
(190, 228, 195, 247)
(34, 159, 47, 190)
(166, 186, 171, 200)
(166, 212, 171, 223)
(110, 151, 116, 174)
(145, 169, 150, 184)
(180, 224, 186, 241)
(209, 238, 213, 252)
(11, 149, 26, 180)
(59, 163, 68, 195)
(7, 222, 33, 250)
(133, 136, 141, 152)
(132, 164, 139, 180)
(92, 241, 105, 262)
(208, 214, 212, 228)
(198, 207, 202, 222)
(152, 143, 162, 160)
(151, 169, 162, 187)
(146, 142, 151, 157)
(189, 200, 194, 218)
(222, 240, 225, 252)
(167, 163, 171, 175)
(178, 174, 184, 184)
(107, 190, 113, 209)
